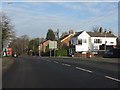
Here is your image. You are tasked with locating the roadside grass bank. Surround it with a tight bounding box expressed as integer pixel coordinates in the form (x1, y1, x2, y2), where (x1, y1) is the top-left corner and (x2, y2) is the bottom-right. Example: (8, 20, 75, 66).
(37, 56, 120, 64)
(2, 57, 14, 74)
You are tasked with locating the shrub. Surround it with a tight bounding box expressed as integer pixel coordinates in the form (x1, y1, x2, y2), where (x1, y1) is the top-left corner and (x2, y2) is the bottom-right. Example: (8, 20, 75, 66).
(56, 49, 67, 56)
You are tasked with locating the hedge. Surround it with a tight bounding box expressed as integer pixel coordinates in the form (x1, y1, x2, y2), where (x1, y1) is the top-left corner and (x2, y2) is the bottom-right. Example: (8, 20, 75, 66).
(56, 49, 67, 56)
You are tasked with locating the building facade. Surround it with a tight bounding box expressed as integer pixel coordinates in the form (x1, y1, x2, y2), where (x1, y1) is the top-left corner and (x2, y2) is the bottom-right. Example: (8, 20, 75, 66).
(69, 30, 117, 55)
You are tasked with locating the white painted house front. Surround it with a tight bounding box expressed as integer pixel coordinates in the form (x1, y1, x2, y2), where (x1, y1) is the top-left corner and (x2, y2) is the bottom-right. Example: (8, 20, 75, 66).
(69, 30, 117, 55)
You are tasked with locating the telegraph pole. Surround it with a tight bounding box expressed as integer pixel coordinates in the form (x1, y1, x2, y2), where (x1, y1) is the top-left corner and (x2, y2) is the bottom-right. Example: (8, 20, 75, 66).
(104, 31, 107, 51)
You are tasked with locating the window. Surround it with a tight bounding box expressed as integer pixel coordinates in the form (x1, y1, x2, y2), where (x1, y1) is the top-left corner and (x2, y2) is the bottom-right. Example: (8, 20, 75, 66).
(71, 40, 74, 44)
(82, 39, 87, 43)
(78, 39, 87, 44)
(110, 42, 114, 44)
(78, 39, 82, 45)
(94, 46, 98, 50)
(94, 39, 102, 43)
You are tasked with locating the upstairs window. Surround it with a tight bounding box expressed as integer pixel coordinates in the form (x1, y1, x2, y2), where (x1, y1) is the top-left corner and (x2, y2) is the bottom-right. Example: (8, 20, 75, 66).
(78, 39, 82, 45)
(110, 42, 114, 44)
(94, 39, 102, 44)
(82, 39, 87, 43)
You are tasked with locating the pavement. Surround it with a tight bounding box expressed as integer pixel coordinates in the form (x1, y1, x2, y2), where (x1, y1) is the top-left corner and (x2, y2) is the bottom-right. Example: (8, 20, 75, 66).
(2, 57, 14, 74)
(54, 56, 120, 64)
(74, 57, 120, 64)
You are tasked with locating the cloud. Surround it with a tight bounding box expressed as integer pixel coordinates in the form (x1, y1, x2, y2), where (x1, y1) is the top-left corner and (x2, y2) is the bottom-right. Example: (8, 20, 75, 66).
(2, 1, 118, 38)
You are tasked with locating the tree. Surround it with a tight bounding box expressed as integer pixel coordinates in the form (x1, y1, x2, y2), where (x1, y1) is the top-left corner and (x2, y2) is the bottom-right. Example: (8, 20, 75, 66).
(1, 13, 15, 49)
(10, 35, 29, 56)
(28, 38, 40, 56)
(46, 29, 55, 41)
(60, 32, 68, 38)
(92, 26, 99, 32)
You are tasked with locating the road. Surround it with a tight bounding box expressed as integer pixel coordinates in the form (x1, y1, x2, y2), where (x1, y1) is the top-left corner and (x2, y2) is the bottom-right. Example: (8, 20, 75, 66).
(2, 56, 120, 88)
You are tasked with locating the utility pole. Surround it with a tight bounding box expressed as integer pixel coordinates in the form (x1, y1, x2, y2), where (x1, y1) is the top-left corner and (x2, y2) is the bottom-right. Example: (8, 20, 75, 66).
(57, 29, 60, 49)
(50, 49, 51, 57)
(104, 31, 107, 51)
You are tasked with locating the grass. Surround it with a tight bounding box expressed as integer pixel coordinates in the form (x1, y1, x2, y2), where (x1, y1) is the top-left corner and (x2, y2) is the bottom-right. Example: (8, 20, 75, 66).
(2, 57, 14, 67)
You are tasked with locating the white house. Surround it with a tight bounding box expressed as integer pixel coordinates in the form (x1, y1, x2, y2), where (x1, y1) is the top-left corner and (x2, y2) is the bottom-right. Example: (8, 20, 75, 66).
(69, 30, 117, 55)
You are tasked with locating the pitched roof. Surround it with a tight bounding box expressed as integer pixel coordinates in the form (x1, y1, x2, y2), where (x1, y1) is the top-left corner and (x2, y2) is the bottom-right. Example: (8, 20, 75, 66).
(40, 40, 49, 44)
(59, 34, 69, 40)
(73, 31, 83, 37)
(87, 32, 116, 37)
(72, 31, 116, 38)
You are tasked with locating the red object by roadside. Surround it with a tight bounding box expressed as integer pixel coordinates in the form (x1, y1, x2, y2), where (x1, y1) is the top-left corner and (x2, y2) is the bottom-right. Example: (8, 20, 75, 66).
(7, 48, 12, 56)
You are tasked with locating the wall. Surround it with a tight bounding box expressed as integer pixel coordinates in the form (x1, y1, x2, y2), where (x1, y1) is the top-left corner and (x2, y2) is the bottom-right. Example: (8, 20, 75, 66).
(91, 37, 117, 51)
(60, 34, 73, 48)
(76, 31, 90, 52)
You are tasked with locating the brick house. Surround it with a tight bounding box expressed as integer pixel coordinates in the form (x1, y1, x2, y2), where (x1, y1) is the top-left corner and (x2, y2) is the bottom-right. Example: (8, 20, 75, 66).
(39, 40, 50, 53)
(59, 30, 74, 49)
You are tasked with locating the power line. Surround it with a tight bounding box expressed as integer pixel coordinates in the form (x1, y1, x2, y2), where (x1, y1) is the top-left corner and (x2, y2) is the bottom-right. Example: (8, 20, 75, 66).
(78, 6, 118, 28)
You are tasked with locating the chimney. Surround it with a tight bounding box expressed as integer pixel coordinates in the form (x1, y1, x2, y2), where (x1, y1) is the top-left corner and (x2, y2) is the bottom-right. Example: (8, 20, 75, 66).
(108, 31, 112, 34)
(69, 30, 74, 35)
(98, 27, 104, 33)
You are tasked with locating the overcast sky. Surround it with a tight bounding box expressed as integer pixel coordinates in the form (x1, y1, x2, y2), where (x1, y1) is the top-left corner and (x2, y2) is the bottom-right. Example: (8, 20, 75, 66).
(1, 0, 119, 38)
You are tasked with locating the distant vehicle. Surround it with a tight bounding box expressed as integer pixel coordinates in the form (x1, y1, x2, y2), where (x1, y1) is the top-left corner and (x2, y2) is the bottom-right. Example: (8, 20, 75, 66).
(12, 52, 18, 58)
(103, 48, 120, 58)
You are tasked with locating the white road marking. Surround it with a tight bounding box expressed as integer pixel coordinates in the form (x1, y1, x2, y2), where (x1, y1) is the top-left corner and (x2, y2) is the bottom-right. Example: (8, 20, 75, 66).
(75, 67, 93, 73)
(64, 64, 71, 67)
(54, 61, 59, 64)
(61, 63, 65, 65)
(105, 76, 120, 82)
(47, 60, 51, 62)
(61, 63, 71, 67)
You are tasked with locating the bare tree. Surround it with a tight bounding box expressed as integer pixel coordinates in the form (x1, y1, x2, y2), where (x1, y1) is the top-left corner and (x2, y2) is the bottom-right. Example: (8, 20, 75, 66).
(92, 26, 99, 32)
(10, 35, 29, 56)
(60, 32, 68, 38)
(1, 13, 15, 49)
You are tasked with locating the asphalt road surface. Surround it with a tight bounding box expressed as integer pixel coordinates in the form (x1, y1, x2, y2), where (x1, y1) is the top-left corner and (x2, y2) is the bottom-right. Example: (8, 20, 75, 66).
(2, 56, 120, 88)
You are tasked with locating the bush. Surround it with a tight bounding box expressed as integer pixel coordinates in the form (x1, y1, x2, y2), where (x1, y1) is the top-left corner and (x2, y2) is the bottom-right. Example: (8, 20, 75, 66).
(56, 49, 67, 56)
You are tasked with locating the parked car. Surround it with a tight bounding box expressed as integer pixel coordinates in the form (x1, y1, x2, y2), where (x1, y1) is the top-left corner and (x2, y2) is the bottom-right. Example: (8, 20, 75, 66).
(103, 48, 120, 58)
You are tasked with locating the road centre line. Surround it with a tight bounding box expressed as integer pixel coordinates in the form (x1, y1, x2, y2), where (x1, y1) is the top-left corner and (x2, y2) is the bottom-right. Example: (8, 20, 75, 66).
(64, 64, 71, 67)
(53, 61, 59, 64)
(105, 76, 120, 82)
(75, 67, 93, 73)
(61, 63, 71, 67)
(47, 60, 51, 62)
(46, 60, 119, 83)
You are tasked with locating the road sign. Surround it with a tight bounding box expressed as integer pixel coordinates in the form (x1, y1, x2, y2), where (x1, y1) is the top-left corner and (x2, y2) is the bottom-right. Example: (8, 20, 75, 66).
(49, 41, 57, 49)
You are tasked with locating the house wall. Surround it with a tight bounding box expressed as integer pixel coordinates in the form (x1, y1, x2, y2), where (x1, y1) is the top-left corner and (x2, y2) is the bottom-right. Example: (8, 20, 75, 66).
(76, 31, 90, 52)
(60, 34, 73, 48)
(69, 31, 117, 55)
(91, 37, 117, 51)
(40, 40, 49, 52)
(70, 37, 77, 45)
